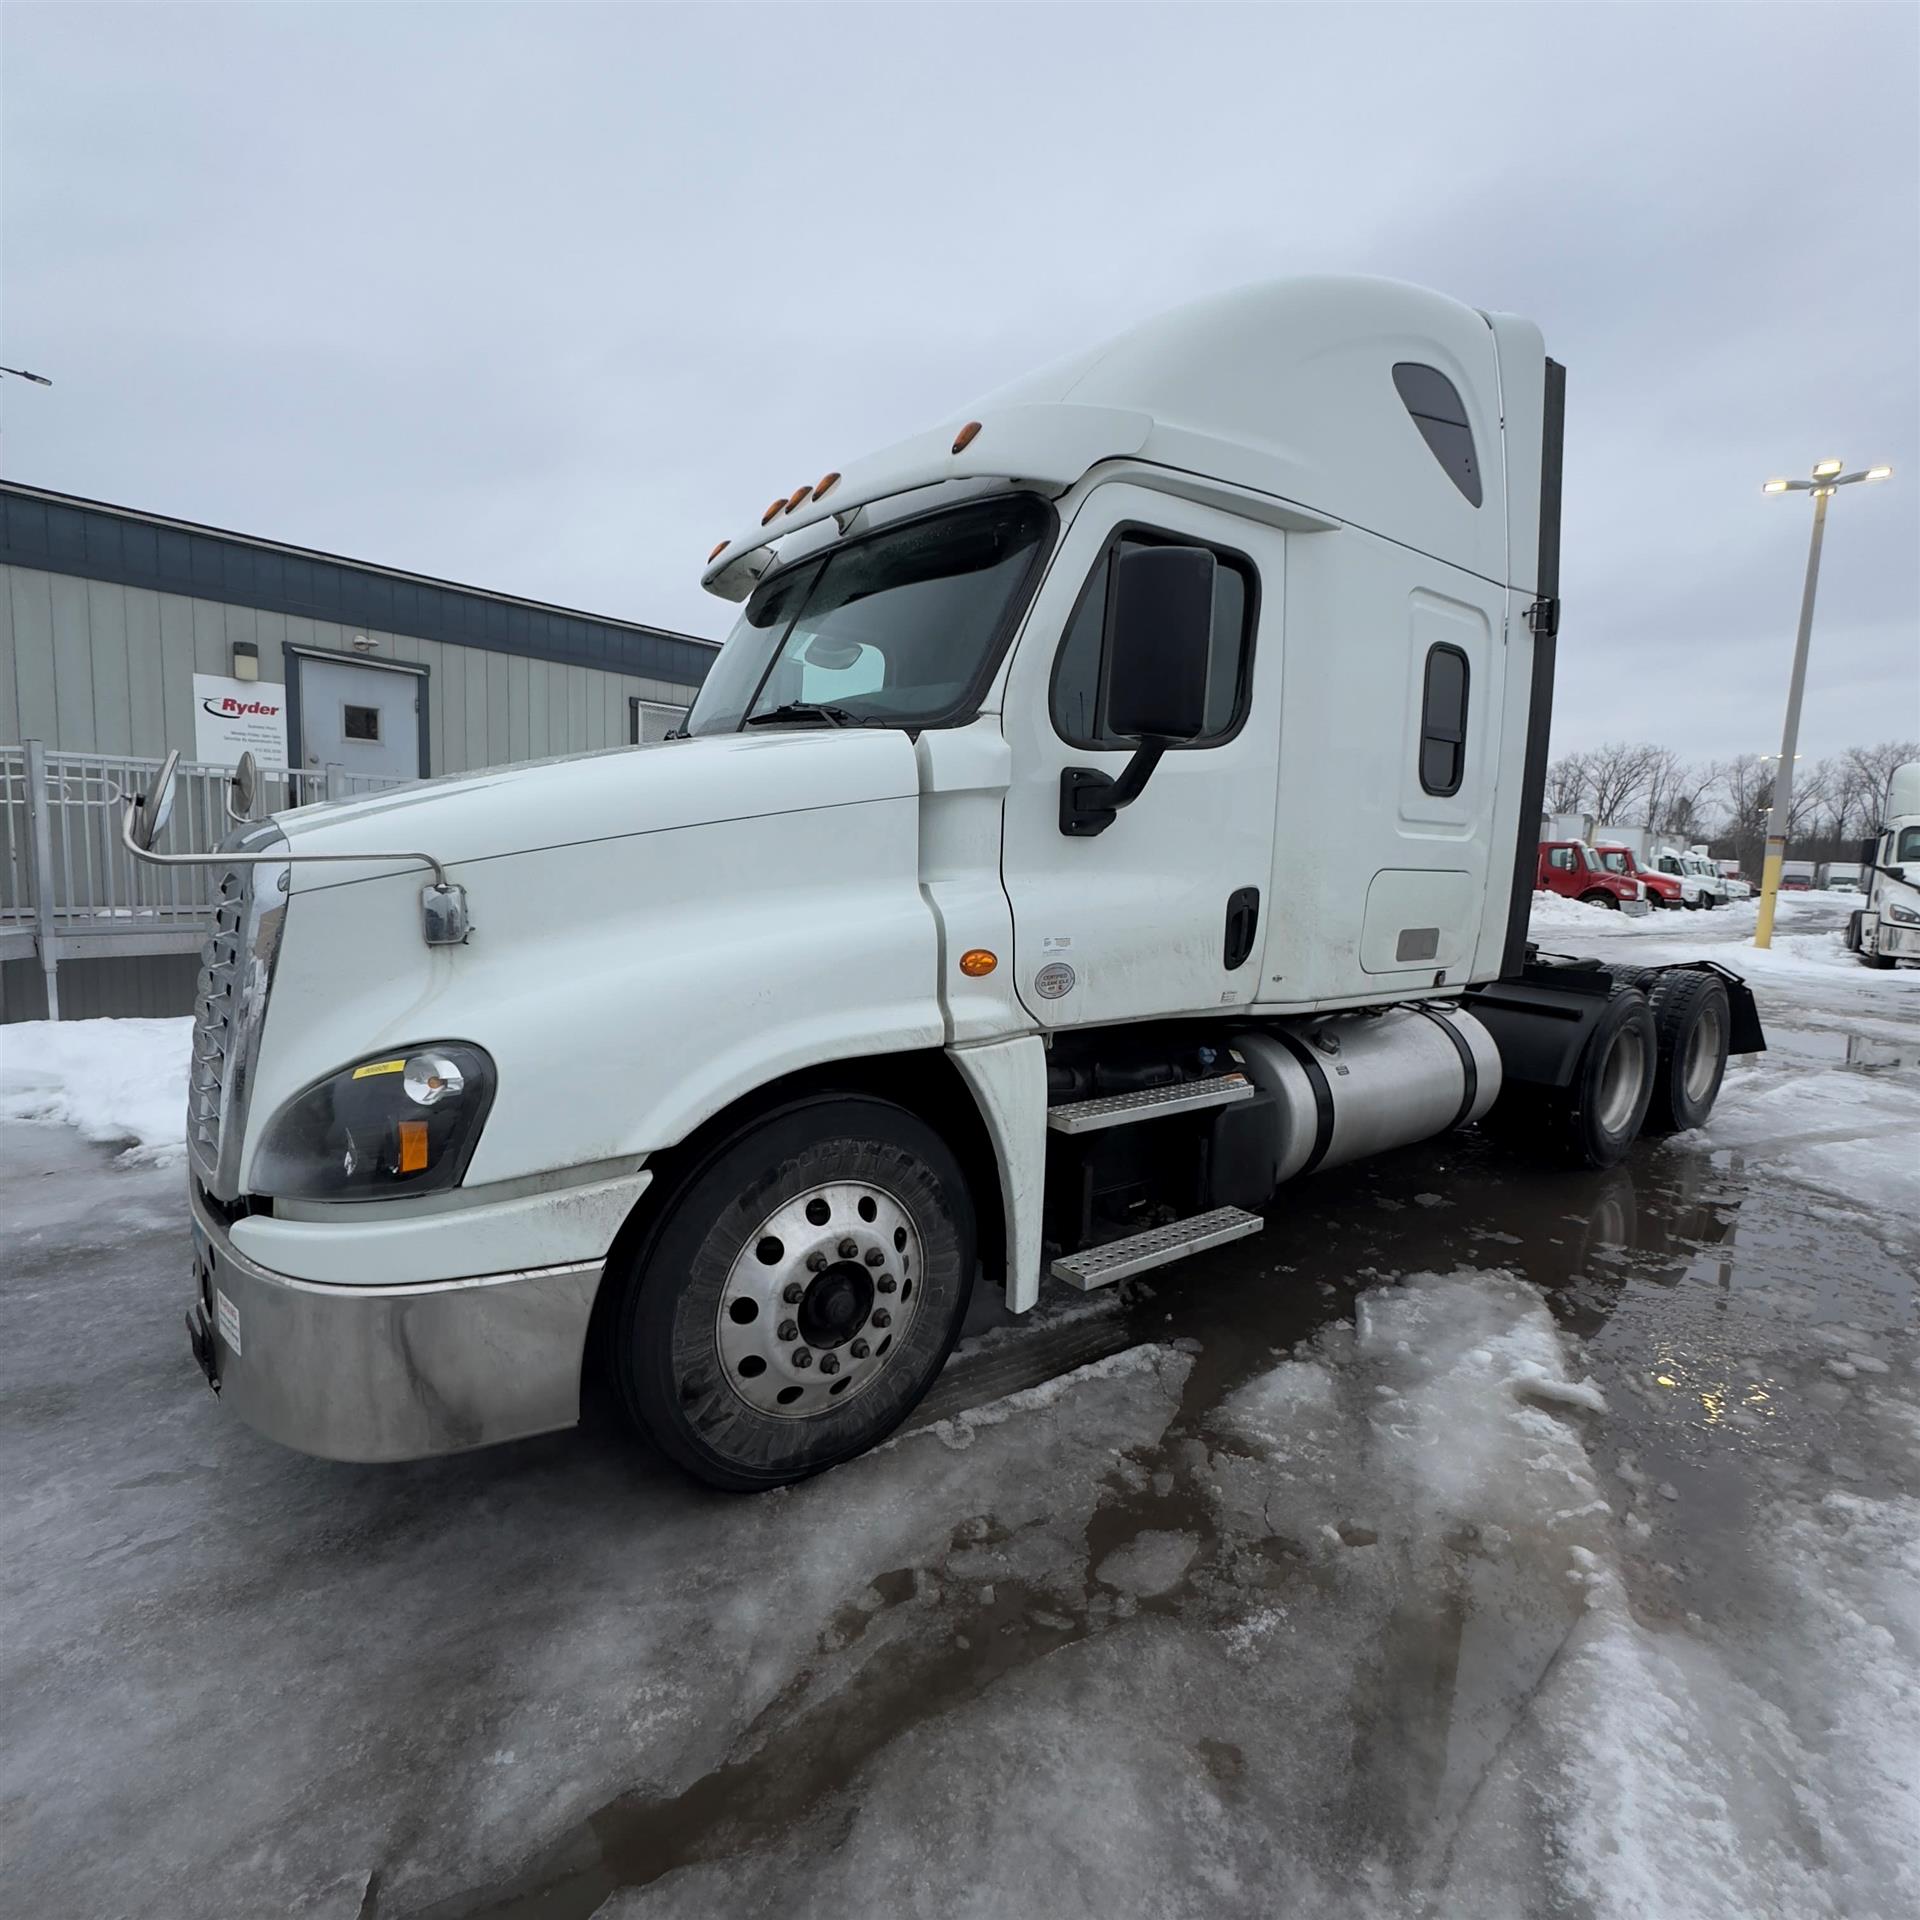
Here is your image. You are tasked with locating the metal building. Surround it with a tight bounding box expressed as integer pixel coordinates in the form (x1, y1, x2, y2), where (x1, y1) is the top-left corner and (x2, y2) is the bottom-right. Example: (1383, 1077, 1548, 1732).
(1, 481, 716, 1020)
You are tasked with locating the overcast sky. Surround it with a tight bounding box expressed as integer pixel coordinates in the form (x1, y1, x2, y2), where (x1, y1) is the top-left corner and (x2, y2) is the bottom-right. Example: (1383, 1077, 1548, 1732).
(3, 2, 1915, 763)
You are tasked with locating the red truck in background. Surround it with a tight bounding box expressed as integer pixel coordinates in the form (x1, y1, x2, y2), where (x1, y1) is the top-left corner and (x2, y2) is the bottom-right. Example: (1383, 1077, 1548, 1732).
(1537, 839, 1651, 913)
(1591, 840, 1683, 908)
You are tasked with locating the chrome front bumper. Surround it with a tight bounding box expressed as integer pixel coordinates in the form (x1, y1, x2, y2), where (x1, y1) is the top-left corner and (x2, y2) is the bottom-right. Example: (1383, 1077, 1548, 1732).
(187, 1190, 604, 1463)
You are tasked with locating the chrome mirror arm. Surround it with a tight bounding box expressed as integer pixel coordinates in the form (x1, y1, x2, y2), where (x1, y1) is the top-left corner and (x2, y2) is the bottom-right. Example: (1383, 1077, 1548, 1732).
(119, 802, 471, 946)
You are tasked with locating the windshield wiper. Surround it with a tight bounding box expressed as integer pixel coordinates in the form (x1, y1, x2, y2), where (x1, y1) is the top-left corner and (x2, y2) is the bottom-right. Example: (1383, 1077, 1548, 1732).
(743, 702, 860, 729)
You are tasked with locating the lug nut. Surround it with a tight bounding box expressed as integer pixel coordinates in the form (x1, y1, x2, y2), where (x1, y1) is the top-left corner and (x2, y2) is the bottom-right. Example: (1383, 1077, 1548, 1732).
(819, 1354, 840, 1376)
(849, 1339, 870, 1360)
(864, 1247, 884, 1267)
(782, 1282, 804, 1304)
(777, 1320, 798, 1341)
(792, 1348, 813, 1369)
(838, 1239, 859, 1259)
(807, 1251, 828, 1273)
(877, 1275, 897, 1293)
(870, 1309, 892, 1329)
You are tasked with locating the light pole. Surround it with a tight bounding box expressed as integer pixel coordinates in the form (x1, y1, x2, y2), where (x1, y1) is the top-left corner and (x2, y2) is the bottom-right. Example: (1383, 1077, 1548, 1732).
(0, 366, 53, 386)
(1752, 457, 1892, 947)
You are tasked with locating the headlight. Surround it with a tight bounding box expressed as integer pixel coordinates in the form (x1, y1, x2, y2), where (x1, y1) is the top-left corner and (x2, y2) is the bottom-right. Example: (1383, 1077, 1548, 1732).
(1889, 903, 1920, 926)
(253, 1042, 495, 1201)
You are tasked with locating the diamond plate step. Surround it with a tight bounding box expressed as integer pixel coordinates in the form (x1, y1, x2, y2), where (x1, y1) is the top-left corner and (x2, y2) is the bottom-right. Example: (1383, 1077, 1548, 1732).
(1049, 1205, 1265, 1291)
(1045, 1072, 1255, 1135)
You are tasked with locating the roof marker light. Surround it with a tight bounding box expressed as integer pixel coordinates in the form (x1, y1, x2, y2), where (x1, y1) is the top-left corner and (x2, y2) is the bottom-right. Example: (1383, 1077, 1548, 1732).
(761, 499, 786, 526)
(708, 539, 728, 563)
(785, 485, 812, 513)
(814, 470, 841, 499)
(952, 421, 982, 454)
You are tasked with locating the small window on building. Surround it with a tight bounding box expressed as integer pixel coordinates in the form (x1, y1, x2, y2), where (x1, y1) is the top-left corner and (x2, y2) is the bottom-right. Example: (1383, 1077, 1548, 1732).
(343, 704, 381, 742)
(1052, 530, 1256, 750)
(1392, 363, 1482, 507)
(1417, 643, 1469, 795)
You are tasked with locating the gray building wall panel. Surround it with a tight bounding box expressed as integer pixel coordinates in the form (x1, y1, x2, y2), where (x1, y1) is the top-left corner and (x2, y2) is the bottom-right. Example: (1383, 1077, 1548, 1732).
(3, 561, 707, 774)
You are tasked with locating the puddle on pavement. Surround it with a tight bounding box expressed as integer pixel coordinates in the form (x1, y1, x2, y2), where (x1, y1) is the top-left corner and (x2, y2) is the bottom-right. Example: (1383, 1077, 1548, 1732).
(405, 1021, 1917, 1920)
(1762, 1027, 1920, 1072)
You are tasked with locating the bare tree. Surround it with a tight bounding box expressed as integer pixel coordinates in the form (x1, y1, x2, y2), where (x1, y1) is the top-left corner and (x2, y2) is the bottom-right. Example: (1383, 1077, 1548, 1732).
(1543, 753, 1590, 815)
(1842, 740, 1919, 830)
(1584, 741, 1661, 825)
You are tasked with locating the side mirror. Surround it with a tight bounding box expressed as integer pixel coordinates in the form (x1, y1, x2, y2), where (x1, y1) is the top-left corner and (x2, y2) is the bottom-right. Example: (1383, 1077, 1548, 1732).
(127, 750, 181, 853)
(227, 750, 262, 824)
(1060, 545, 1215, 837)
(1104, 545, 1215, 742)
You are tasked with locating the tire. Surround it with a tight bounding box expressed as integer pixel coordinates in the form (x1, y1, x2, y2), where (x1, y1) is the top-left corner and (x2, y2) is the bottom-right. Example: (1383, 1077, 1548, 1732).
(1604, 963, 1662, 994)
(1482, 989, 1656, 1169)
(612, 1096, 975, 1491)
(1683, 893, 1702, 911)
(1580, 890, 1620, 910)
(1640, 971, 1730, 1135)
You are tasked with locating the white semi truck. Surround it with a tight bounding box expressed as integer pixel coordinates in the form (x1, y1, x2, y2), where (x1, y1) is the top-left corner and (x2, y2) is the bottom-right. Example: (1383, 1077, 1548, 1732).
(125, 278, 1763, 1488)
(1847, 760, 1920, 968)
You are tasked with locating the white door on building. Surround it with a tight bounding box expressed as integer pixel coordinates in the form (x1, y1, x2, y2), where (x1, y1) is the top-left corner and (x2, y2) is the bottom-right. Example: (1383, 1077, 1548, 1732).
(295, 655, 423, 782)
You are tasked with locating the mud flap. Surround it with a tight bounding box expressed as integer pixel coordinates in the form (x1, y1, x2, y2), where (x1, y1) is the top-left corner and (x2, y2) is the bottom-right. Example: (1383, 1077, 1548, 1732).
(1665, 961, 1766, 1055)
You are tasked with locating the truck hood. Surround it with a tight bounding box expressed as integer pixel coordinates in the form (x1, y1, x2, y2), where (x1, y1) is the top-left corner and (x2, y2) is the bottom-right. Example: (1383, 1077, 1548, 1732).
(272, 728, 922, 885)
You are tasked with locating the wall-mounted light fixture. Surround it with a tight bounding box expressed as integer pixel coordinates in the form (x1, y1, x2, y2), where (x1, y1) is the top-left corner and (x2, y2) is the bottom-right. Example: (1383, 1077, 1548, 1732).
(231, 640, 260, 683)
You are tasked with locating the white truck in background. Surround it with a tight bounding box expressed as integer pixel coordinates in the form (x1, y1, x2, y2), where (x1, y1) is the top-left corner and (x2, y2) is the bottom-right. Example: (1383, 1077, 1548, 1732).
(1819, 861, 1862, 893)
(1650, 845, 1724, 908)
(123, 277, 1764, 1490)
(1847, 760, 1920, 968)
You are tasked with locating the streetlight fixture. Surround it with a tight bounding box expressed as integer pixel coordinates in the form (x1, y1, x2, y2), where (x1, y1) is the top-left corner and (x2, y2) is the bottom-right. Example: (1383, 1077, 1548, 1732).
(1752, 457, 1893, 948)
(0, 365, 53, 386)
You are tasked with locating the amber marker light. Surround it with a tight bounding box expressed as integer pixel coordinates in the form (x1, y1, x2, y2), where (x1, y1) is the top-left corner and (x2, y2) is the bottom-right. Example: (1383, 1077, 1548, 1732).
(814, 470, 841, 499)
(708, 539, 728, 562)
(396, 1120, 430, 1173)
(785, 484, 812, 512)
(761, 499, 786, 526)
(952, 420, 982, 453)
(959, 948, 998, 976)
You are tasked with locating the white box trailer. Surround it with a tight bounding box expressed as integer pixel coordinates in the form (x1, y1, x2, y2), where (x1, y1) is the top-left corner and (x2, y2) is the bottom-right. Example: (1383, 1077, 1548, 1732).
(1847, 760, 1920, 967)
(125, 277, 1764, 1488)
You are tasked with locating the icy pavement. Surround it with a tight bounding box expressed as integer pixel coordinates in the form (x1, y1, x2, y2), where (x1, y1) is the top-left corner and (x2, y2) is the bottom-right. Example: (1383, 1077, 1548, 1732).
(1, 896, 1916, 1919)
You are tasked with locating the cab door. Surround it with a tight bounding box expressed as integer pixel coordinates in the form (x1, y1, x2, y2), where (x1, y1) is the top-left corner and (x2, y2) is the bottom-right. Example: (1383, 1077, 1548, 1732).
(999, 482, 1282, 1028)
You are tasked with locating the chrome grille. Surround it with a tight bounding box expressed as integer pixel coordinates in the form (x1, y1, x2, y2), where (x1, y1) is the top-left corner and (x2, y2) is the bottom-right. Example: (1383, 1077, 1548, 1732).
(188, 866, 249, 1177)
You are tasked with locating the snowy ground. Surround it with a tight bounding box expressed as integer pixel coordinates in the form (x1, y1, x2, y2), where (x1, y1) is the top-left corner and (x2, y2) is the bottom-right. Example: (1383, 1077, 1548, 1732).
(1, 893, 1915, 1920)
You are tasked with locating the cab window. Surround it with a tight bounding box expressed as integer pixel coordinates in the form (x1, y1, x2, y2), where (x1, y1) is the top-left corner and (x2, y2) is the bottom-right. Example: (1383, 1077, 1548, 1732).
(1051, 528, 1256, 750)
(1546, 846, 1575, 871)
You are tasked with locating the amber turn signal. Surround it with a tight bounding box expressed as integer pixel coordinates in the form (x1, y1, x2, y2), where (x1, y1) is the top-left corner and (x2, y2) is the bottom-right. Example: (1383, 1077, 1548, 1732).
(396, 1119, 430, 1173)
(952, 421, 982, 454)
(959, 948, 998, 977)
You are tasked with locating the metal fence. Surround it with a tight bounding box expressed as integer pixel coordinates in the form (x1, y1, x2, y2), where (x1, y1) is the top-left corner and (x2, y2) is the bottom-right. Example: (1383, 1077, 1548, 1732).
(1, 741, 400, 1018)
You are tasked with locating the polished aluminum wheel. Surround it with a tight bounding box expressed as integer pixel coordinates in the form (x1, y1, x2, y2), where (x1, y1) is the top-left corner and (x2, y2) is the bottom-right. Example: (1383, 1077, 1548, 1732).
(1595, 1022, 1648, 1137)
(1683, 1002, 1725, 1105)
(715, 1179, 924, 1418)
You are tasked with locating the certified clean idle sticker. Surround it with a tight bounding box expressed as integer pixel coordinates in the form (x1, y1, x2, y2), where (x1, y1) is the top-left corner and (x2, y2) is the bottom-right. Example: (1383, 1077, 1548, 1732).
(215, 1289, 242, 1356)
(1034, 961, 1076, 1000)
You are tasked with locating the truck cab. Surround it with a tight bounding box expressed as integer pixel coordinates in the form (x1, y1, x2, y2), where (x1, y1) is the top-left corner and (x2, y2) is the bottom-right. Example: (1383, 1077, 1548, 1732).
(1652, 847, 1723, 908)
(1847, 760, 1920, 968)
(1539, 839, 1651, 912)
(130, 276, 1762, 1489)
(1591, 840, 1680, 908)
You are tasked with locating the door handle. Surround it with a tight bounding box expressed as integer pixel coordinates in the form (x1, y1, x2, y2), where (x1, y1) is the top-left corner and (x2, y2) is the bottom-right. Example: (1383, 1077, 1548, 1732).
(1224, 887, 1260, 970)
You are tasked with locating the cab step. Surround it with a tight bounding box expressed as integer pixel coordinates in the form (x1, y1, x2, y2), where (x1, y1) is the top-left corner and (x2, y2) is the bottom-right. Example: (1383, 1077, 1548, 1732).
(1049, 1205, 1265, 1291)
(1045, 1071, 1255, 1135)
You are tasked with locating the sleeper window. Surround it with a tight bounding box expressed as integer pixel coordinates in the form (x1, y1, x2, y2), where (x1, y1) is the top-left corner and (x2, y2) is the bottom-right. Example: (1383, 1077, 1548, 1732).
(1393, 363, 1482, 507)
(1417, 643, 1469, 796)
(1052, 531, 1255, 750)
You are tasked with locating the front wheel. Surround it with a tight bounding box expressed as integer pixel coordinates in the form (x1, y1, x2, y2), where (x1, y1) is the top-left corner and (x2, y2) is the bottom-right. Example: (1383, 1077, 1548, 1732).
(1580, 890, 1621, 911)
(613, 1097, 975, 1490)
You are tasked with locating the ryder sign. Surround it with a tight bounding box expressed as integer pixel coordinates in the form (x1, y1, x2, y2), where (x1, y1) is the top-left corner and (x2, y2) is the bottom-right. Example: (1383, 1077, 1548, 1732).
(193, 674, 288, 770)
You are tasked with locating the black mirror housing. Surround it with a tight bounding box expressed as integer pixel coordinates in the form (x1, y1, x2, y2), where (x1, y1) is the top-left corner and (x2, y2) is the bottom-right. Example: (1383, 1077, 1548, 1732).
(1103, 545, 1215, 743)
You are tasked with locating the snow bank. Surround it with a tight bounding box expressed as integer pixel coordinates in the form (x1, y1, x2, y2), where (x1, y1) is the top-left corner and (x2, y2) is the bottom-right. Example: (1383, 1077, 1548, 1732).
(0, 1017, 191, 1160)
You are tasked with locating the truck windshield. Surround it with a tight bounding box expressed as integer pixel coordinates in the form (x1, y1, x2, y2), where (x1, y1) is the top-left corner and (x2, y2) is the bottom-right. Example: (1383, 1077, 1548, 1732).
(684, 494, 1053, 735)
